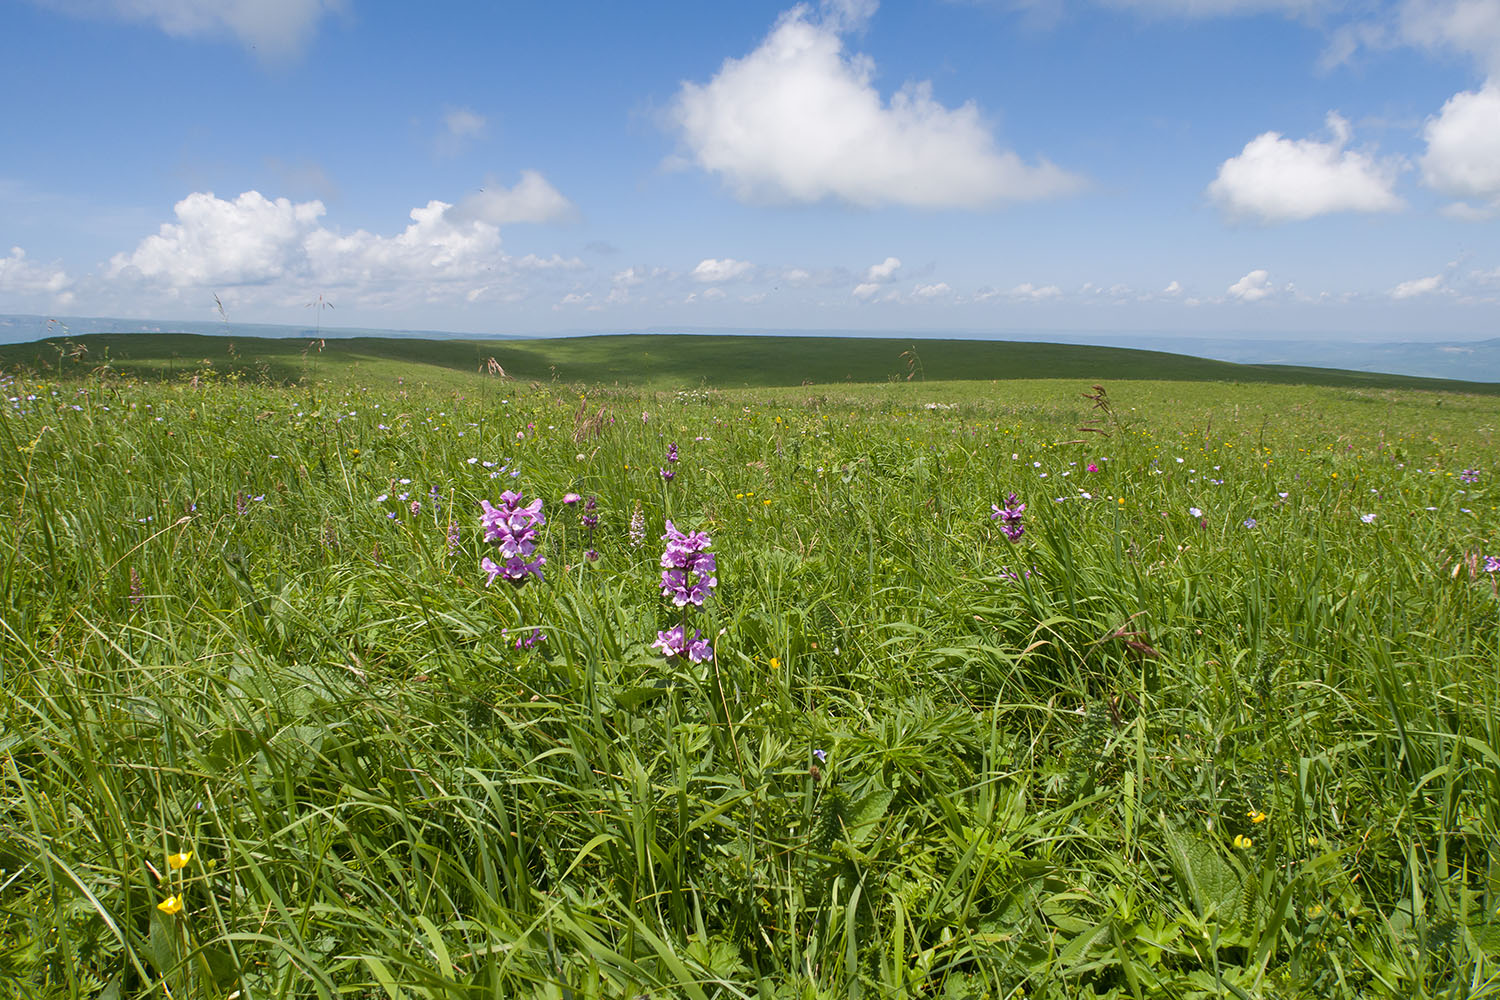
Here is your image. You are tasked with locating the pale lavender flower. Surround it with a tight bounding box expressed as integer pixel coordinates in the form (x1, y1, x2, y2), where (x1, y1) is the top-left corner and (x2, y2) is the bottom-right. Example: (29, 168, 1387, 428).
(562, 492, 581, 505)
(1460, 469, 1480, 484)
(1361, 513, 1377, 523)
(1243, 517, 1257, 529)
(813, 748, 827, 763)
(447, 521, 459, 554)
(629, 502, 646, 548)
(1484, 555, 1500, 573)
(1189, 507, 1203, 518)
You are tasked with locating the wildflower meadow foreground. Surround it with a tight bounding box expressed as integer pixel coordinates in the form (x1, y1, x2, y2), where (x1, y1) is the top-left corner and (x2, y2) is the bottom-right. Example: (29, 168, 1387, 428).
(2, 368, 1499, 998)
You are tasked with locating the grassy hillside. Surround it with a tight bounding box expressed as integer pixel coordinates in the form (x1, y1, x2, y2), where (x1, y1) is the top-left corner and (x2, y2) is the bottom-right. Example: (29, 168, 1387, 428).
(3, 366, 1498, 997)
(4, 330, 1498, 393)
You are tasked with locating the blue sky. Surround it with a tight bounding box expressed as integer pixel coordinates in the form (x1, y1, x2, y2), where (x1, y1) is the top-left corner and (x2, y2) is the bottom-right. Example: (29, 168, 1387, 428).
(3, 0, 1499, 340)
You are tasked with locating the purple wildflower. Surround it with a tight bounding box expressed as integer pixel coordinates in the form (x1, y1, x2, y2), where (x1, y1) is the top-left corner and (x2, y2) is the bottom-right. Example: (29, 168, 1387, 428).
(514, 628, 546, 650)
(1243, 517, 1258, 529)
(128, 567, 143, 608)
(478, 491, 546, 584)
(447, 520, 459, 554)
(990, 493, 1026, 542)
(813, 748, 828, 763)
(660, 520, 716, 606)
(1086, 463, 1099, 473)
(653, 624, 713, 663)
(1484, 555, 1500, 573)
(410, 500, 421, 516)
(580, 495, 598, 531)
(1460, 469, 1480, 484)
(585, 548, 600, 562)
(562, 492, 581, 505)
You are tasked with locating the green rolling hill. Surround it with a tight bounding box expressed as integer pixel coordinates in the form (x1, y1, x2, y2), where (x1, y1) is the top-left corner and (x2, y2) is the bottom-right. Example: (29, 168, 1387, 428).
(3, 331, 1497, 393)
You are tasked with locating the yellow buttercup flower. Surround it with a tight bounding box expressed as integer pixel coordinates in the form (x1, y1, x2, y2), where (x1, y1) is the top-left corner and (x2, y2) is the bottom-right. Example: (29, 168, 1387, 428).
(157, 894, 184, 914)
(769, 657, 781, 670)
(168, 851, 193, 870)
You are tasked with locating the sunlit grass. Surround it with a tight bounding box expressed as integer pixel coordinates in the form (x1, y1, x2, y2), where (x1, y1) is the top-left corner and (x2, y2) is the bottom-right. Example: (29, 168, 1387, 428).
(1, 365, 1498, 998)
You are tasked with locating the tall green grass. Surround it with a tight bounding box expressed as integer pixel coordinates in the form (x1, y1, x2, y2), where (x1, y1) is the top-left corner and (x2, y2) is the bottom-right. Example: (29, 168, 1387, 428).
(1, 368, 1497, 998)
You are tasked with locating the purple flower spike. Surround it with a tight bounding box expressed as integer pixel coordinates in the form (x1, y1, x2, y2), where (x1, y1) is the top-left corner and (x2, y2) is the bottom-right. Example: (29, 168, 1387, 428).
(653, 624, 713, 663)
(1484, 555, 1500, 573)
(990, 493, 1026, 542)
(660, 520, 716, 606)
(478, 491, 546, 585)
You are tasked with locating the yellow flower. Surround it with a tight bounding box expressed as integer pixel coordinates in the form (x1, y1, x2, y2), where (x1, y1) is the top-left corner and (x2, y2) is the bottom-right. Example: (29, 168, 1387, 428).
(1232, 834, 1253, 850)
(769, 657, 781, 670)
(157, 894, 184, 914)
(1247, 810, 1267, 824)
(168, 851, 193, 870)
(1117, 497, 1125, 506)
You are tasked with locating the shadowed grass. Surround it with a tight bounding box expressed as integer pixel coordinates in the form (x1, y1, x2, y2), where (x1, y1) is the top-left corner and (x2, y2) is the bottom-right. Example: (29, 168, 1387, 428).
(5, 331, 1500, 393)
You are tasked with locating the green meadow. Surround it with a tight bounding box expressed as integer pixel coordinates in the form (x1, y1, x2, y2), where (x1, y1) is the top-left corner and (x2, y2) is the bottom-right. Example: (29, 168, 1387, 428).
(2, 334, 1498, 998)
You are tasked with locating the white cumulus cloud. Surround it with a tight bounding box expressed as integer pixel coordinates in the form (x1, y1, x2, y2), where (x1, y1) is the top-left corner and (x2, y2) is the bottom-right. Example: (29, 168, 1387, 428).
(107, 190, 326, 287)
(668, 3, 1083, 207)
(1208, 113, 1404, 222)
(0, 246, 73, 303)
(1390, 274, 1445, 298)
(1228, 269, 1275, 301)
(1420, 81, 1500, 212)
(1010, 282, 1062, 300)
(865, 256, 901, 282)
(106, 184, 578, 311)
(691, 258, 755, 282)
(34, 0, 344, 60)
(446, 171, 576, 226)
(1399, 0, 1500, 75)
(913, 282, 951, 298)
